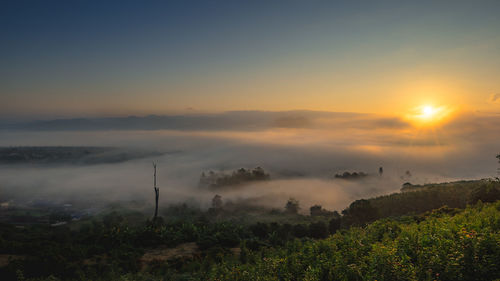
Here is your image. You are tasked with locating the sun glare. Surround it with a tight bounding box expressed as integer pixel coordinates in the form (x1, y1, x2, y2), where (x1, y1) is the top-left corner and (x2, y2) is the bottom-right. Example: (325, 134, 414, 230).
(407, 104, 452, 126)
(420, 105, 436, 119)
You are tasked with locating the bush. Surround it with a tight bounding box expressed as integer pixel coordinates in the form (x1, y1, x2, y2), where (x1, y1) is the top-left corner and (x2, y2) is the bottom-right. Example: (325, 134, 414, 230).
(309, 222, 328, 239)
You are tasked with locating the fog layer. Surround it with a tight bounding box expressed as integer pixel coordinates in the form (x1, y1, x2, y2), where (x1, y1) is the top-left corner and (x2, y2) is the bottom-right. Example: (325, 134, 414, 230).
(0, 111, 498, 212)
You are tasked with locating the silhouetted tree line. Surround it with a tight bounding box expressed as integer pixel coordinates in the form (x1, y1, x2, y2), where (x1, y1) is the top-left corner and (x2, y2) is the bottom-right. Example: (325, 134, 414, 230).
(248, 220, 337, 244)
(202, 177, 500, 241)
(334, 171, 368, 180)
(199, 167, 270, 189)
(309, 204, 336, 217)
(368, 179, 500, 223)
(203, 180, 500, 239)
(290, 179, 500, 229)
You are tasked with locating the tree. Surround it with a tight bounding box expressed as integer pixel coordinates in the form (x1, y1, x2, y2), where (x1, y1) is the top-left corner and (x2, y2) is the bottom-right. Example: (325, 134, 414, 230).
(468, 182, 500, 204)
(199, 167, 270, 189)
(329, 217, 341, 234)
(497, 154, 500, 178)
(328, 211, 341, 234)
(153, 162, 159, 220)
(310, 205, 333, 216)
(310, 205, 323, 216)
(342, 199, 379, 226)
(252, 166, 270, 180)
(250, 222, 270, 239)
(309, 221, 328, 239)
(212, 194, 223, 210)
(285, 198, 300, 214)
(292, 224, 309, 238)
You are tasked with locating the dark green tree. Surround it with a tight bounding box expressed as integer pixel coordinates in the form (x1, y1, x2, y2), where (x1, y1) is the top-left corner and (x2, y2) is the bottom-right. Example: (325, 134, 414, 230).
(309, 221, 328, 239)
(468, 182, 500, 204)
(285, 198, 300, 214)
(328, 211, 342, 234)
(342, 199, 379, 226)
(292, 224, 309, 238)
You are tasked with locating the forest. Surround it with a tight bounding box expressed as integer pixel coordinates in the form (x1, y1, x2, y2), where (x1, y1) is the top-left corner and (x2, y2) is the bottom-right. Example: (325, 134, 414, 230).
(199, 167, 271, 189)
(0, 178, 499, 280)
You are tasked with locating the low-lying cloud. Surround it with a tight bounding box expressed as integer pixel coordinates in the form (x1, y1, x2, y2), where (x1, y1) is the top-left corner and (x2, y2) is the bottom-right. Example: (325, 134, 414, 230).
(0, 110, 498, 213)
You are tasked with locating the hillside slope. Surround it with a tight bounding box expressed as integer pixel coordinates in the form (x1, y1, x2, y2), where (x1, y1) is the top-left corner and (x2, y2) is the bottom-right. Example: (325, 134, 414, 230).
(206, 201, 500, 281)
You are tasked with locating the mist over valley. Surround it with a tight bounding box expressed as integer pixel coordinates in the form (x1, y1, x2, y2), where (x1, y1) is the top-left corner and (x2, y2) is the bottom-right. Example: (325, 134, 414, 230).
(1, 110, 498, 214)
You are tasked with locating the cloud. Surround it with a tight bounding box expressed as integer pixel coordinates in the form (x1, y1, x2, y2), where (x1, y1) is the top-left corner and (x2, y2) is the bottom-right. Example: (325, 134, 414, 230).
(490, 93, 500, 103)
(0, 111, 499, 213)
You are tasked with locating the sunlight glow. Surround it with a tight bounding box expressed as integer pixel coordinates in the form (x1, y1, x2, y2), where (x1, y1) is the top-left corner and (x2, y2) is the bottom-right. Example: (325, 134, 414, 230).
(406, 104, 453, 127)
(420, 105, 437, 119)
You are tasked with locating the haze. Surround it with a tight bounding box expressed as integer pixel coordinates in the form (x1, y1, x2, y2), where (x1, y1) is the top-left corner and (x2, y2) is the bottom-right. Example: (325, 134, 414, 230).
(1, 110, 499, 212)
(1, 1, 500, 213)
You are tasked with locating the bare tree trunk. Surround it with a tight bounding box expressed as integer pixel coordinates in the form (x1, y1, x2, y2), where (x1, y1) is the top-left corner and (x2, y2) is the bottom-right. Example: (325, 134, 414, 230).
(153, 162, 159, 220)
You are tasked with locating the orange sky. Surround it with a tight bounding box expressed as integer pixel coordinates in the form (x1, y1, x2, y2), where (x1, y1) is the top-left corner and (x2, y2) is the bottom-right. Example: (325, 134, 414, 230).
(1, 1, 500, 119)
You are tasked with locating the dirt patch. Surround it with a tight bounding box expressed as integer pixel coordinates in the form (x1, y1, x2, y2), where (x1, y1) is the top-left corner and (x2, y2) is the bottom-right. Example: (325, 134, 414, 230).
(230, 247, 241, 256)
(140, 242, 200, 266)
(83, 254, 108, 266)
(0, 254, 25, 267)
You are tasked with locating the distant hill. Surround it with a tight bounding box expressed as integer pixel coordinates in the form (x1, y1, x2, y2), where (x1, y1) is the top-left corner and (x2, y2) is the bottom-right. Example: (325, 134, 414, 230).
(0, 111, 361, 131)
(0, 146, 166, 165)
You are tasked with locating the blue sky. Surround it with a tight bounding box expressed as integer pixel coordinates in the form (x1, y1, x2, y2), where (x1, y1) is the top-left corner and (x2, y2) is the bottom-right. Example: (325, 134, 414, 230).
(1, 0, 500, 118)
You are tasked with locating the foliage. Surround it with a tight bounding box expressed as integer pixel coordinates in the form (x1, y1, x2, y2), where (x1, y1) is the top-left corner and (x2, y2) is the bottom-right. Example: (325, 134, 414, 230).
(371, 179, 500, 219)
(341, 199, 379, 226)
(2, 179, 500, 280)
(199, 167, 270, 189)
(199, 201, 500, 281)
(334, 171, 368, 180)
(285, 198, 300, 214)
(0, 209, 338, 280)
(310, 205, 335, 217)
(469, 182, 500, 204)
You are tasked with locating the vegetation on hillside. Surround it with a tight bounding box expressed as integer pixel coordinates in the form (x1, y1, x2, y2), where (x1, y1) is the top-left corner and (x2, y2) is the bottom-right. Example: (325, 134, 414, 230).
(1, 179, 499, 280)
(0, 147, 164, 165)
(205, 201, 500, 281)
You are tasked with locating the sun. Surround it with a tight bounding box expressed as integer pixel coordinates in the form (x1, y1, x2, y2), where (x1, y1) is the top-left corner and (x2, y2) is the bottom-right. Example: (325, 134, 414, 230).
(420, 105, 436, 119)
(406, 104, 452, 126)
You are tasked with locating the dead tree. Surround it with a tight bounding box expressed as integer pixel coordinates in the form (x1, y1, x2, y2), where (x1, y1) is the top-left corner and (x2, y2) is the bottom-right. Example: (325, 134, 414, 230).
(153, 162, 159, 220)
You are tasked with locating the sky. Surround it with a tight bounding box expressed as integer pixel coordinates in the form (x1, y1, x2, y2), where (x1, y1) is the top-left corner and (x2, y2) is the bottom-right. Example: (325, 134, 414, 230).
(1, 0, 500, 119)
